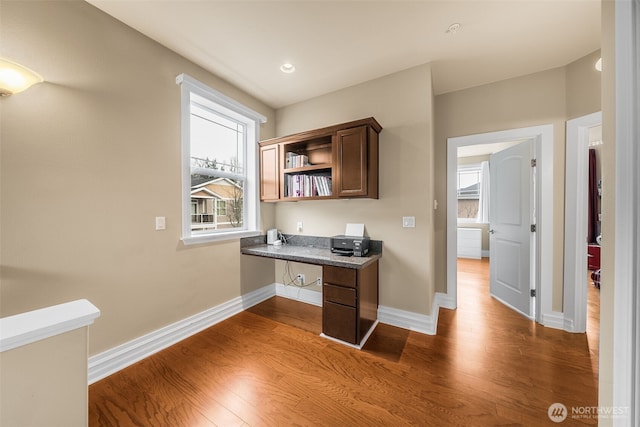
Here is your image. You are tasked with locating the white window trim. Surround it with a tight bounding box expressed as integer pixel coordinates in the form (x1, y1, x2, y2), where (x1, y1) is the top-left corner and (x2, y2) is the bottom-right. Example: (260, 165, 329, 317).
(177, 74, 266, 245)
(457, 163, 482, 222)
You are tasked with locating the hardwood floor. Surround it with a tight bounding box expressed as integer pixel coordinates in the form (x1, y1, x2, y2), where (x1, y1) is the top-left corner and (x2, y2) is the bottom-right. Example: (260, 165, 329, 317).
(89, 259, 599, 426)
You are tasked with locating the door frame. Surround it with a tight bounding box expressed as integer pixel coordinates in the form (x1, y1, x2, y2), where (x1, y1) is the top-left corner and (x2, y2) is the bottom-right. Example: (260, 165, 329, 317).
(446, 124, 554, 324)
(611, 0, 639, 419)
(563, 111, 601, 333)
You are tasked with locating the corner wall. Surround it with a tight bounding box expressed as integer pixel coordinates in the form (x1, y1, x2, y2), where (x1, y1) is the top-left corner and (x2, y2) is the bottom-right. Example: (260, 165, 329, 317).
(434, 52, 601, 312)
(0, 0, 276, 355)
(273, 64, 436, 316)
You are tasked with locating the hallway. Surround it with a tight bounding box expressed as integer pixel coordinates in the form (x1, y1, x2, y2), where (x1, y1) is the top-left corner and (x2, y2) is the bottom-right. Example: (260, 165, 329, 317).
(89, 259, 599, 426)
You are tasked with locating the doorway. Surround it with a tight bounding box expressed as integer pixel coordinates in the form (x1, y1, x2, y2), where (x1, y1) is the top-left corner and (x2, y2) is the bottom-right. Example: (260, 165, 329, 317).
(446, 125, 554, 323)
(455, 140, 533, 316)
(563, 111, 602, 333)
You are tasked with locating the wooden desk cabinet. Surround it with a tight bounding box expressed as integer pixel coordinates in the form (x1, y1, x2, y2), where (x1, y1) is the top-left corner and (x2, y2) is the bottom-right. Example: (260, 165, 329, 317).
(322, 260, 378, 345)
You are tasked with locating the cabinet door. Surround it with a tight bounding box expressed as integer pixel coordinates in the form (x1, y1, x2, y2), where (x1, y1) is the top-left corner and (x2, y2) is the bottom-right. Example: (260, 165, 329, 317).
(259, 144, 279, 201)
(323, 301, 357, 344)
(335, 126, 368, 197)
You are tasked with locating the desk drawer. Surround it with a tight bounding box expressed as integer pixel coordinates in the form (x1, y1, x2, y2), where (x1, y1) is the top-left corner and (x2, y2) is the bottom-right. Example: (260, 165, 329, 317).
(323, 265, 357, 288)
(323, 283, 357, 307)
(323, 301, 357, 344)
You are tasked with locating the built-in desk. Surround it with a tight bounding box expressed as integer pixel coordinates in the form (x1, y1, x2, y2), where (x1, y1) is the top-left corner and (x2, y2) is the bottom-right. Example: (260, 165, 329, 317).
(241, 235, 382, 348)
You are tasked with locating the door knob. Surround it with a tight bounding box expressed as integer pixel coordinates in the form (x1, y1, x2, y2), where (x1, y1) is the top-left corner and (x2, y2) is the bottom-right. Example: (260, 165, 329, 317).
(489, 229, 495, 234)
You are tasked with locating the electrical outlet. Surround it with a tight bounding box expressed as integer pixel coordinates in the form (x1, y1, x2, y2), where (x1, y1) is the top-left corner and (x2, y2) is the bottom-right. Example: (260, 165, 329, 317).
(317, 276, 322, 285)
(296, 221, 303, 232)
(296, 274, 305, 286)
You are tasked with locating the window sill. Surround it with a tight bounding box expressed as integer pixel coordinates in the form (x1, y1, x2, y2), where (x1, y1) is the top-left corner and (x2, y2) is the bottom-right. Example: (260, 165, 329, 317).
(182, 230, 261, 246)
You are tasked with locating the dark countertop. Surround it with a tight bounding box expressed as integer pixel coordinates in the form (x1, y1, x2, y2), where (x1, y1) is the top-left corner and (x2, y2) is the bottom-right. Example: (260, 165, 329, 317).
(240, 235, 382, 269)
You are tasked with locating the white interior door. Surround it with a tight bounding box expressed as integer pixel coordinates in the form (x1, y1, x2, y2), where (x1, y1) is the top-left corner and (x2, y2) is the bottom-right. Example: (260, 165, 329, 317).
(489, 140, 534, 318)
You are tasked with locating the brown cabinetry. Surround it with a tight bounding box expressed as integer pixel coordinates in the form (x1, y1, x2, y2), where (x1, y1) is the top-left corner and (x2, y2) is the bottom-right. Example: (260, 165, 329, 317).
(259, 144, 279, 201)
(322, 260, 378, 345)
(259, 118, 382, 202)
(587, 244, 601, 270)
(335, 125, 379, 198)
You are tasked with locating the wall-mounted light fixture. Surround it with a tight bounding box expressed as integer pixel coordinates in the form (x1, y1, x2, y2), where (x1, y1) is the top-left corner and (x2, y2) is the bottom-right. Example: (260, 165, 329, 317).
(0, 57, 43, 97)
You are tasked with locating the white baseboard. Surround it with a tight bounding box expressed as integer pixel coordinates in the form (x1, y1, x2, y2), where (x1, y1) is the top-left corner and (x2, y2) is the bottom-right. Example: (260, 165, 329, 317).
(558, 312, 587, 333)
(377, 306, 436, 335)
(563, 317, 579, 332)
(88, 284, 275, 384)
(89, 283, 446, 384)
(378, 293, 442, 335)
(276, 282, 441, 336)
(434, 291, 456, 310)
(376, 291, 450, 335)
(320, 320, 379, 350)
(541, 311, 565, 330)
(274, 282, 322, 306)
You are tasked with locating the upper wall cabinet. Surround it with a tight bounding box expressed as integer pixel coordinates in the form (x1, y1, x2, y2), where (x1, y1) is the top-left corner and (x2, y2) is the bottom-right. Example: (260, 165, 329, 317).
(259, 144, 280, 202)
(259, 118, 382, 202)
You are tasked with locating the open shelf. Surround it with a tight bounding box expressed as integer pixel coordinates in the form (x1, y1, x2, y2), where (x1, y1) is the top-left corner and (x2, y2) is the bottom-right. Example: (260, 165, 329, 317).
(280, 195, 334, 202)
(259, 117, 382, 202)
(283, 163, 332, 174)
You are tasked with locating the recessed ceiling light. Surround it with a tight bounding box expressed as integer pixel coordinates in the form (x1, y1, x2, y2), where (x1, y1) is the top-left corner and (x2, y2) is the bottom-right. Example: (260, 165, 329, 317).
(446, 23, 461, 34)
(280, 63, 296, 73)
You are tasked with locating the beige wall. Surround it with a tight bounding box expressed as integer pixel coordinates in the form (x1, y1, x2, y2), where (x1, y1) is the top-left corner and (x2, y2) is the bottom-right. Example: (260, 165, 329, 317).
(0, 328, 89, 426)
(0, 1, 276, 355)
(1, 2, 609, 402)
(274, 64, 436, 315)
(566, 50, 603, 120)
(434, 54, 601, 311)
(598, 0, 615, 420)
(275, 261, 322, 292)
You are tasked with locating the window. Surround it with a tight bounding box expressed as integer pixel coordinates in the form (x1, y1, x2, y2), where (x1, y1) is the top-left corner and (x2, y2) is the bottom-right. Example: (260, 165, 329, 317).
(216, 200, 227, 216)
(457, 164, 481, 220)
(177, 74, 266, 244)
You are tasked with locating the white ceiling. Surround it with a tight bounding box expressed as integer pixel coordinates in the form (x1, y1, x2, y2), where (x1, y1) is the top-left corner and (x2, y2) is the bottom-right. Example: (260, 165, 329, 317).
(457, 140, 527, 158)
(87, 0, 601, 109)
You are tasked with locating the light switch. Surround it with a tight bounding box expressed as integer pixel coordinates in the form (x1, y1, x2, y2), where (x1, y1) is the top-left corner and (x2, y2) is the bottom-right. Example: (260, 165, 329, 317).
(155, 216, 166, 230)
(402, 216, 415, 228)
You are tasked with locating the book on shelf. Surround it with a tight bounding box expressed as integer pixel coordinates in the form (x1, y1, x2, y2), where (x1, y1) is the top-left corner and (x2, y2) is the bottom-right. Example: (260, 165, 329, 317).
(285, 152, 309, 169)
(285, 174, 332, 198)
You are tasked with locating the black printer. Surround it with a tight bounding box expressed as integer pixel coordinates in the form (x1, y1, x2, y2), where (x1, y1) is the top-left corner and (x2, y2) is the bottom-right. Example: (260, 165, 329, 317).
(330, 235, 370, 257)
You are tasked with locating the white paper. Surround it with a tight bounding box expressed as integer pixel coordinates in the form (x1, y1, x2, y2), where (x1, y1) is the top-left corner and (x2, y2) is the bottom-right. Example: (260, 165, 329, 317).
(345, 223, 365, 237)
